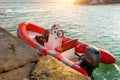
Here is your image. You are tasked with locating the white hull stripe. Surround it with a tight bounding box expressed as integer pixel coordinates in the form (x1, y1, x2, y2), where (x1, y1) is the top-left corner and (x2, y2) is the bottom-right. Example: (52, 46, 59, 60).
(36, 44, 58, 57)
(36, 44, 74, 67)
(61, 58, 73, 67)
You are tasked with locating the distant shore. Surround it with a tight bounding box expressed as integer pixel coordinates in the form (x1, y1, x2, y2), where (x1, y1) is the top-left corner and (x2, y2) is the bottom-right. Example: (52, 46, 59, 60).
(1, 1, 120, 5)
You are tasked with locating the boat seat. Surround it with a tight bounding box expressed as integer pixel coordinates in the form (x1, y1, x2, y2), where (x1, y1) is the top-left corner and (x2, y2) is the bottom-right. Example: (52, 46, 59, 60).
(55, 38, 78, 53)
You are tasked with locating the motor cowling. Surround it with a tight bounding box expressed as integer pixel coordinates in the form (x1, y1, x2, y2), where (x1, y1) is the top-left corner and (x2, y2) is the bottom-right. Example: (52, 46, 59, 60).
(84, 46, 100, 67)
(79, 46, 100, 77)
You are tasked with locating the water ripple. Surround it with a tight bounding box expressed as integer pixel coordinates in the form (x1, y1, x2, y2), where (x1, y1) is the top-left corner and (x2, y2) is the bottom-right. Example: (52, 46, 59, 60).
(0, 3, 120, 80)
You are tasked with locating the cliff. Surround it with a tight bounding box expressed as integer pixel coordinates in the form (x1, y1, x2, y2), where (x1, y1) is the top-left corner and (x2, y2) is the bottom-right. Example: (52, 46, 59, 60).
(0, 27, 90, 80)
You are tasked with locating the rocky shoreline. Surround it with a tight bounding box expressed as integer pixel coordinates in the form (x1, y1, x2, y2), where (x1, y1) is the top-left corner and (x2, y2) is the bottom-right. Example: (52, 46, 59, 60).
(0, 27, 90, 80)
(74, 0, 120, 5)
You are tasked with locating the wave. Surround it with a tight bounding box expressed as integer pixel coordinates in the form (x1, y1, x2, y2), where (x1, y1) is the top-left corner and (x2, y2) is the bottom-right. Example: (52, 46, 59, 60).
(0, 8, 48, 14)
(0, 9, 12, 14)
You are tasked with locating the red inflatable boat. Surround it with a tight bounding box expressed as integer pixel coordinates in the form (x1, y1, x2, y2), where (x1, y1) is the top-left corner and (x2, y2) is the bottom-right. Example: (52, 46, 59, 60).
(17, 22, 116, 77)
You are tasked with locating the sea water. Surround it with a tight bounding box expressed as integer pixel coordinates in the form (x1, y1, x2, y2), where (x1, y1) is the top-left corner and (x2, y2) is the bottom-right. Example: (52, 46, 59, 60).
(0, 1, 120, 80)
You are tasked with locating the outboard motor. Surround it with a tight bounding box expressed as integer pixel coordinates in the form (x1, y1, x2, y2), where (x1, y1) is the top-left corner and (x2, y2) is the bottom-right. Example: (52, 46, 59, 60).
(78, 46, 100, 78)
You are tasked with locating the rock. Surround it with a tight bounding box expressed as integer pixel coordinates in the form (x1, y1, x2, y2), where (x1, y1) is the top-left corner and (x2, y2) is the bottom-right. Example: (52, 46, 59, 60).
(74, 0, 120, 5)
(0, 27, 39, 73)
(31, 56, 90, 80)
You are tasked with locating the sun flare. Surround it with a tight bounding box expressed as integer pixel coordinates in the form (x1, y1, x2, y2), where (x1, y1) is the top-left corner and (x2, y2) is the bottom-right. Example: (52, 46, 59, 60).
(54, 0, 75, 3)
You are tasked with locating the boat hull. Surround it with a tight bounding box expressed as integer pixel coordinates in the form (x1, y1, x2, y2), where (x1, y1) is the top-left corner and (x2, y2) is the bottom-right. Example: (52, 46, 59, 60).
(17, 22, 116, 77)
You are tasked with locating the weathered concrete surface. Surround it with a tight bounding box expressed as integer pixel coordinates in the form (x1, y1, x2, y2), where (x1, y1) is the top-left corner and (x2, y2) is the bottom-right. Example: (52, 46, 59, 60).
(0, 27, 90, 80)
(0, 27, 39, 73)
(31, 56, 90, 80)
(0, 27, 39, 80)
(0, 63, 34, 80)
